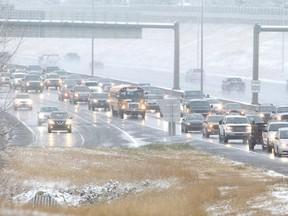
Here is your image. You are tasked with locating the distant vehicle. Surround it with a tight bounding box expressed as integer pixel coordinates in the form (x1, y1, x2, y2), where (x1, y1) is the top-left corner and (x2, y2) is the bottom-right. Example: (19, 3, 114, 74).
(39, 54, 60, 70)
(58, 86, 71, 101)
(48, 111, 73, 133)
(68, 74, 83, 85)
(64, 53, 80, 61)
(246, 115, 266, 150)
(221, 103, 245, 115)
(182, 99, 211, 117)
(44, 73, 62, 89)
(202, 115, 224, 138)
(145, 94, 161, 112)
(98, 78, 114, 92)
(255, 103, 276, 122)
(10, 73, 26, 90)
(21, 74, 44, 93)
(185, 68, 204, 82)
(54, 70, 69, 80)
(37, 106, 59, 126)
(45, 66, 60, 74)
(273, 128, 288, 157)
(262, 121, 288, 153)
(26, 65, 42, 73)
(88, 92, 110, 111)
(62, 79, 78, 88)
(181, 90, 206, 101)
(270, 105, 288, 121)
(69, 85, 91, 104)
(181, 113, 204, 133)
(0, 72, 11, 85)
(137, 83, 150, 87)
(14, 93, 33, 110)
(221, 77, 245, 92)
(219, 115, 251, 144)
(82, 80, 102, 92)
(205, 98, 223, 113)
(109, 84, 146, 119)
(89, 60, 104, 69)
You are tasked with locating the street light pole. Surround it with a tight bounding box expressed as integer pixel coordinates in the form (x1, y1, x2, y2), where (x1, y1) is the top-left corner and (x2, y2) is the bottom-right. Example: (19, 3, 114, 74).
(200, 0, 204, 92)
(91, 0, 94, 76)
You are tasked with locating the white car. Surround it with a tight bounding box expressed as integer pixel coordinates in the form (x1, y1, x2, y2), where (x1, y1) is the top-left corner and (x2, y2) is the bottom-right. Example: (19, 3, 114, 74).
(273, 127, 288, 157)
(37, 106, 59, 126)
(82, 80, 102, 92)
(14, 93, 33, 110)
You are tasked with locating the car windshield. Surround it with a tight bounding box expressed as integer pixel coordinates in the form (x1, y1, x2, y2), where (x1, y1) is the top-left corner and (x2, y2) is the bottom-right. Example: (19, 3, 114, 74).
(26, 75, 41, 81)
(185, 91, 204, 98)
(226, 117, 249, 124)
(207, 99, 220, 104)
(40, 107, 58, 112)
(85, 82, 98, 86)
(277, 107, 288, 113)
(280, 130, 288, 139)
(14, 74, 25, 78)
(187, 101, 210, 108)
(51, 112, 69, 119)
(64, 79, 77, 84)
(28, 65, 41, 70)
(91, 93, 108, 99)
(147, 94, 161, 100)
(16, 94, 30, 99)
(247, 116, 265, 124)
(1, 73, 11, 77)
(225, 103, 241, 109)
(207, 115, 223, 122)
(69, 74, 81, 79)
(74, 86, 90, 92)
(269, 124, 288, 131)
(186, 114, 204, 121)
(47, 75, 59, 79)
(227, 78, 242, 82)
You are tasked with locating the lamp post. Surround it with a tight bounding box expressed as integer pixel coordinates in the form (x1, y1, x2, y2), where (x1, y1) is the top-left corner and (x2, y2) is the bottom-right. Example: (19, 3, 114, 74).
(200, 0, 204, 92)
(282, 2, 288, 76)
(91, 0, 94, 76)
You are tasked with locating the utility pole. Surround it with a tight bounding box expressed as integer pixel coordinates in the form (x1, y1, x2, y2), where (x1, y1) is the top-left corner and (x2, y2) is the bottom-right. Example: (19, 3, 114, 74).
(200, 0, 204, 92)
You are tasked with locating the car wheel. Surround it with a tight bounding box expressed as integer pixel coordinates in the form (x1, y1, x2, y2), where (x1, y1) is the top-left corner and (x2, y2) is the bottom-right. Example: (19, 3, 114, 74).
(119, 111, 124, 119)
(242, 138, 248, 144)
(224, 135, 228, 143)
(267, 140, 272, 153)
(68, 128, 72, 133)
(142, 113, 145, 119)
(184, 126, 188, 133)
(48, 128, 51, 133)
(219, 133, 222, 143)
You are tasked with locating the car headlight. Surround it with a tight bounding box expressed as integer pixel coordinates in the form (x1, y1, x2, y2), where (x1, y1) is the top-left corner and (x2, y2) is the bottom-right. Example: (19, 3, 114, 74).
(121, 104, 126, 109)
(240, 111, 245, 116)
(268, 133, 275, 141)
(259, 113, 265, 118)
(226, 126, 232, 132)
(15, 100, 21, 105)
(93, 99, 98, 103)
(26, 82, 30, 86)
(40, 83, 43, 86)
(66, 119, 72, 125)
(140, 104, 146, 110)
(74, 93, 79, 97)
(209, 124, 213, 128)
(48, 120, 55, 125)
(246, 125, 252, 132)
(277, 116, 282, 121)
(39, 113, 45, 119)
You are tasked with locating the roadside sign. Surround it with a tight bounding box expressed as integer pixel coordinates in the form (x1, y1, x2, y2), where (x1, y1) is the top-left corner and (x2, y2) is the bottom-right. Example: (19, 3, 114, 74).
(158, 98, 181, 122)
(251, 80, 261, 93)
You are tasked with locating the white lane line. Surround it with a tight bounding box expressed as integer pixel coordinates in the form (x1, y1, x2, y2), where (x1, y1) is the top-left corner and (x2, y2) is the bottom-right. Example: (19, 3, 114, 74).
(19, 119, 36, 143)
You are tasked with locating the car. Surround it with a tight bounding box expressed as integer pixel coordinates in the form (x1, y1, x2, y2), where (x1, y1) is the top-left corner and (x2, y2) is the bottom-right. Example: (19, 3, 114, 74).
(219, 115, 251, 144)
(89, 60, 104, 69)
(21, 74, 44, 93)
(97, 78, 114, 92)
(82, 80, 102, 92)
(0, 72, 11, 85)
(145, 94, 161, 112)
(62, 79, 78, 88)
(182, 99, 211, 117)
(48, 111, 73, 133)
(37, 106, 59, 126)
(10, 72, 26, 90)
(64, 53, 80, 61)
(221, 77, 245, 92)
(221, 103, 245, 115)
(26, 65, 42, 73)
(262, 121, 288, 153)
(43, 73, 62, 89)
(87, 92, 110, 111)
(69, 85, 91, 104)
(205, 98, 223, 113)
(185, 68, 204, 82)
(273, 127, 288, 157)
(181, 113, 204, 133)
(68, 74, 83, 85)
(255, 103, 276, 123)
(54, 70, 69, 80)
(58, 86, 71, 101)
(202, 115, 224, 138)
(270, 105, 288, 121)
(181, 90, 206, 102)
(45, 66, 60, 74)
(14, 93, 33, 110)
(246, 115, 266, 150)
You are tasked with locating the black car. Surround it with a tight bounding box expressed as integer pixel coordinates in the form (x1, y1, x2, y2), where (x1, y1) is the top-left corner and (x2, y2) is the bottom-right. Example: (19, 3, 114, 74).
(58, 86, 71, 101)
(222, 77, 245, 92)
(255, 103, 276, 122)
(48, 111, 73, 133)
(88, 92, 110, 111)
(181, 113, 204, 133)
(182, 99, 211, 117)
(202, 115, 224, 138)
(246, 115, 266, 150)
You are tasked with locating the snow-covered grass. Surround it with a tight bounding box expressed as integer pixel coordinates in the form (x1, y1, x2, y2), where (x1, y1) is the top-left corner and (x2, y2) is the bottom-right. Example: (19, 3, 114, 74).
(1, 144, 288, 215)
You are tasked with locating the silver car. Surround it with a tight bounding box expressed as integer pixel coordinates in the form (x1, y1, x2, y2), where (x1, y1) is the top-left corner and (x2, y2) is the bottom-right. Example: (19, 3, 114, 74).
(273, 127, 288, 157)
(37, 106, 59, 126)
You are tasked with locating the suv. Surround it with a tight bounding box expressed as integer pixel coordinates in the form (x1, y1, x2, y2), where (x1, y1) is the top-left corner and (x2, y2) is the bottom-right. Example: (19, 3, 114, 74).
(44, 73, 62, 89)
(262, 121, 288, 153)
(10, 72, 26, 90)
(21, 74, 44, 93)
(182, 99, 211, 117)
(219, 115, 251, 143)
(0, 72, 11, 85)
(270, 105, 288, 121)
(69, 85, 90, 104)
(202, 115, 224, 138)
(88, 92, 110, 111)
(14, 93, 33, 110)
(221, 77, 245, 92)
(48, 111, 72, 133)
(255, 103, 276, 123)
(181, 90, 206, 102)
(185, 68, 203, 82)
(145, 94, 161, 112)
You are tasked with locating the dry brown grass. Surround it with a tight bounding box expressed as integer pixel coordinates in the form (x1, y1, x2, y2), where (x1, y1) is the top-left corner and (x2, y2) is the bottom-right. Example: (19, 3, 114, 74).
(0, 144, 287, 216)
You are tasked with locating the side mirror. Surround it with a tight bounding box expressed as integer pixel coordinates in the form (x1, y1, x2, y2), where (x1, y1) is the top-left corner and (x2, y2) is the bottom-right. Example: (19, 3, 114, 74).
(210, 104, 213, 108)
(219, 120, 223, 125)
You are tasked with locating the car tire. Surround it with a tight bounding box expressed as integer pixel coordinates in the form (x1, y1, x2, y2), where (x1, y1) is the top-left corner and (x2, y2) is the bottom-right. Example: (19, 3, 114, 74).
(48, 128, 51, 133)
(224, 135, 228, 143)
(184, 126, 188, 133)
(68, 128, 72, 133)
(142, 113, 145, 119)
(267, 140, 272, 153)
